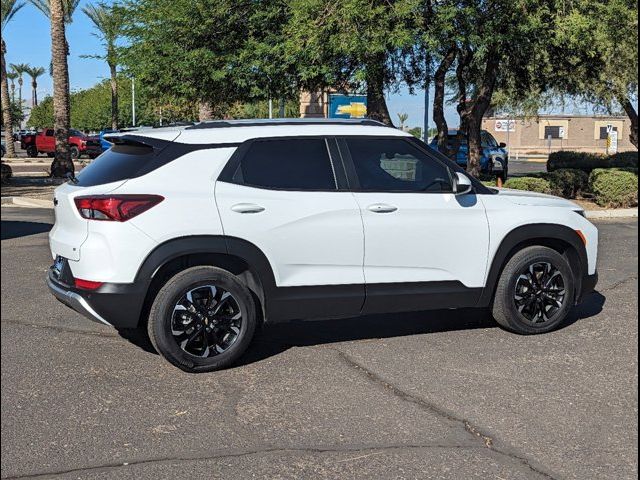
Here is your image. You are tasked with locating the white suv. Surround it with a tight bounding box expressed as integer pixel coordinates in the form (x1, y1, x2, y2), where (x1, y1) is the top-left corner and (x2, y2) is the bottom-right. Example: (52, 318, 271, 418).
(47, 119, 598, 372)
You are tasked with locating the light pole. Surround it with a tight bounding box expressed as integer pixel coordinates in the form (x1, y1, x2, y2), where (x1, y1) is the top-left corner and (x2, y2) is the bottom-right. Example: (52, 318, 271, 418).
(131, 77, 136, 127)
(423, 53, 431, 142)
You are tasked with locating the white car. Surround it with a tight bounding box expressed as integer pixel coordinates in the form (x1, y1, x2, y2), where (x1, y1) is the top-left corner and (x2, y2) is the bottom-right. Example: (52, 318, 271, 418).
(47, 119, 598, 372)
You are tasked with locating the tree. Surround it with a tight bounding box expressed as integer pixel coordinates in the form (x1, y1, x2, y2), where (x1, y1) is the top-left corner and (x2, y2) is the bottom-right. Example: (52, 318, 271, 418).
(83, 2, 123, 130)
(30, 0, 80, 176)
(286, 0, 420, 126)
(24, 65, 45, 107)
(1, 0, 24, 158)
(397, 112, 409, 130)
(9, 63, 29, 111)
(49, 0, 74, 176)
(121, 0, 252, 121)
(6, 70, 18, 102)
(551, 0, 638, 149)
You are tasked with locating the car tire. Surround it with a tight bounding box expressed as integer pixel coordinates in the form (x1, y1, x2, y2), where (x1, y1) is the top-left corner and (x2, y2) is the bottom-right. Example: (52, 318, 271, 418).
(147, 266, 257, 373)
(26, 145, 38, 158)
(69, 146, 80, 159)
(492, 246, 575, 334)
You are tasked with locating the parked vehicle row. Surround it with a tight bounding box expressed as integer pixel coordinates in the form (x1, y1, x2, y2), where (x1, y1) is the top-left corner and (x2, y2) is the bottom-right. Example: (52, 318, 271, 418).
(47, 118, 598, 373)
(21, 129, 102, 159)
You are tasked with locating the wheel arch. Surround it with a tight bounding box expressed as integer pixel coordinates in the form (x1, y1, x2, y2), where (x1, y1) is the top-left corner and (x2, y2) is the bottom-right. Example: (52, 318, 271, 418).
(135, 236, 277, 327)
(479, 224, 588, 307)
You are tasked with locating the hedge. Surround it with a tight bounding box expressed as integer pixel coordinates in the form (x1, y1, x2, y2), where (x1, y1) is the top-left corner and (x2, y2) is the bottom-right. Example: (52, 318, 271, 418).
(547, 151, 638, 173)
(589, 168, 638, 208)
(548, 169, 589, 199)
(503, 177, 552, 194)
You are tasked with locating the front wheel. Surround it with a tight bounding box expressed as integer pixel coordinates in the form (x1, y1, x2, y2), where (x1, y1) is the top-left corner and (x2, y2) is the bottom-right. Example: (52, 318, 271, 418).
(69, 146, 80, 159)
(147, 266, 257, 372)
(492, 246, 575, 334)
(26, 145, 38, 158)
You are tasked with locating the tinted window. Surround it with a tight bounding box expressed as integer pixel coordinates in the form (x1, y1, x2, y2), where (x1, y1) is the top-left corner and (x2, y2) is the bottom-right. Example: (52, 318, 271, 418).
(70, 129, 85, 137)
(346, 138, 453, 192)
(45, 129, 54, 136)
(75, 143, 155, 187)
(235, 138, 336, 190)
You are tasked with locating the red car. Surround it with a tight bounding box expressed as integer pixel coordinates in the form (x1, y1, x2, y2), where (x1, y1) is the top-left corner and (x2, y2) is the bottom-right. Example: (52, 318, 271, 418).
(22, 129, 102, 159)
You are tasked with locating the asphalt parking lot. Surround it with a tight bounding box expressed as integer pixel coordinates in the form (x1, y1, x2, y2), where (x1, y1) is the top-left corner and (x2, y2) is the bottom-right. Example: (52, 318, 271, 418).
(1, 207, 637, 480)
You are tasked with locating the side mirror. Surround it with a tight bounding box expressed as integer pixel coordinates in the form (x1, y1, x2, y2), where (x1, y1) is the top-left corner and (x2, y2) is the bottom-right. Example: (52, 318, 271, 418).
(453, 172, 473, 195)
(499, 142, 507, 148)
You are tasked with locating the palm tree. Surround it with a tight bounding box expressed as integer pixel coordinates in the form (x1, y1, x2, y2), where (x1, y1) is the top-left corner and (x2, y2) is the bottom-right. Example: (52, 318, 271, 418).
(10, 62, 29, 110)
(397, 113, 409, 130)
(83, 3, 123, 130)
(6, 70, 18, 102)
(30, 0, 79, 176)
(25, 65, 45, 107)
(1, 0, 25, 158)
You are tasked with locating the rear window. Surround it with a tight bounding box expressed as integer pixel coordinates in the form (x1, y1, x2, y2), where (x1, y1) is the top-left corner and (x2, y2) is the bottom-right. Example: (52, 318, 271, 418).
(75, 143, 155, 187)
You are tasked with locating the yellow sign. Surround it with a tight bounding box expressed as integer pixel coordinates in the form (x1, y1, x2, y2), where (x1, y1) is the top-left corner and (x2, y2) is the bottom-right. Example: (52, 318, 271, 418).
(336, 102, 367, 118)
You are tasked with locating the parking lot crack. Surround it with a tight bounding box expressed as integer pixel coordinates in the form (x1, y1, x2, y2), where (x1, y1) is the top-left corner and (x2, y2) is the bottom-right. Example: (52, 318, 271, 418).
(599, 275, 637, 292)
(0, 443, 486, 479)
(333, 348, 560, 480)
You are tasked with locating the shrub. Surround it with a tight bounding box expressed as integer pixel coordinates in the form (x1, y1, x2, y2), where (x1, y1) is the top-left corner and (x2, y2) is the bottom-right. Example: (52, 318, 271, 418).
(548, 169, 590, 199)
(589, 168, 639, 208)
(547, 150, 639, 173)
(503, 177, 552, 194)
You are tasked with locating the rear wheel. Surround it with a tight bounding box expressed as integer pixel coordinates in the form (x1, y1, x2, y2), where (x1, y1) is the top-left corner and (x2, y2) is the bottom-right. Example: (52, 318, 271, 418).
(148, 266, 257, 372)
(492, 246, 575, 334)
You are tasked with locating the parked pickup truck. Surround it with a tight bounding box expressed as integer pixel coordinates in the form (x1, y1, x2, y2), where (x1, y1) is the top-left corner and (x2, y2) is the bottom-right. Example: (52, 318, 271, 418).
(21, 129, 102, 159)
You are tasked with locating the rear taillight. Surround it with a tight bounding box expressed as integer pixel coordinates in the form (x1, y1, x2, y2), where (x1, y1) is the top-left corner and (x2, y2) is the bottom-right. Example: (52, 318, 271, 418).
(74, 195, 164, 222)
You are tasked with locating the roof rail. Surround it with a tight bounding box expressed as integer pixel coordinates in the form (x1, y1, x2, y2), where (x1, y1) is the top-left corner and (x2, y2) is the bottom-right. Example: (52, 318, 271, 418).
(185, 118, 389, 130)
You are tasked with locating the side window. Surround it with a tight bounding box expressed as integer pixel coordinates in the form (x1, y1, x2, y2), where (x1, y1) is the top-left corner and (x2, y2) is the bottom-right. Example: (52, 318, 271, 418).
(486, 133, 498, 147)
(45, 129, 54, 137)
(235, 138, 336, 191)
(345, 138, 453, 192)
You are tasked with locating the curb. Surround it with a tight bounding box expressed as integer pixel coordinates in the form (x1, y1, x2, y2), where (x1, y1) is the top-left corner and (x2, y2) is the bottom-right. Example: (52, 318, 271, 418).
(1, 196, 54, 208)
(585, 208, 638, 219)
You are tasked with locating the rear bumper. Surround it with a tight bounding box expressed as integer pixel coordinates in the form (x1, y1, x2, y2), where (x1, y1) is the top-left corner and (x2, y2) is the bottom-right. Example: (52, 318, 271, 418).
(46, 268, 145, 329)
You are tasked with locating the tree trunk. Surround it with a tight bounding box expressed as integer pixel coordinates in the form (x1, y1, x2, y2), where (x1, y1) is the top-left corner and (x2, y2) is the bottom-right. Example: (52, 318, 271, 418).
(1, 40, 17, 158)
(365, 54, 393, 126)
(433, 46, 457, 156)
(109, 62, 118, 130)
(619, 96, 638, 149)
(198, 101, 214, 121)
(31, 80, 37, 107)
(463, 50, 499, 177)
(50, 0, 74, 178)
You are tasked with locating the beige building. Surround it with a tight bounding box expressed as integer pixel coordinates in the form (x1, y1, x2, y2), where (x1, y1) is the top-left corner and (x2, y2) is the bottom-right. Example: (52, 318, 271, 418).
(482, 115, 635, 155)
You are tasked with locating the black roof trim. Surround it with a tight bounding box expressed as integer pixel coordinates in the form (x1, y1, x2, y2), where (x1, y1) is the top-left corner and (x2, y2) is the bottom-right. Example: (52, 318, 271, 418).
(185, 118, 389, 130)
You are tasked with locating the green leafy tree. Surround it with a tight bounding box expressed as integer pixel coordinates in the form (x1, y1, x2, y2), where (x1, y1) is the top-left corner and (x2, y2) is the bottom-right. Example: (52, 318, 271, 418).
(551, 0, 638, 148)
(285, 0, 421, 125)
(1, 0, 25, 158)
(121, 0, 254, 120)
(83, 2, 124, 130)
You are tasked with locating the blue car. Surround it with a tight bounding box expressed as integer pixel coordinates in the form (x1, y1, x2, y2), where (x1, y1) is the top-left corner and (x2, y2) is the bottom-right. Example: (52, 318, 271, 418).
(98, 129, 118, 152)
(429, 129, 509, 180)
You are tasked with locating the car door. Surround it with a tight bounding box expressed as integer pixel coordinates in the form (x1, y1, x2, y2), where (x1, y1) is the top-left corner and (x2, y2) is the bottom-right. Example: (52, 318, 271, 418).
(337, 136, 490, 314)
(215, 136, 365, 320)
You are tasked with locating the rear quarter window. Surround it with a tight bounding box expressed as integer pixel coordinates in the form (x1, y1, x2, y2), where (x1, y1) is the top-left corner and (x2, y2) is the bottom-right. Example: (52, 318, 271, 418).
(75, 144, 155, 187)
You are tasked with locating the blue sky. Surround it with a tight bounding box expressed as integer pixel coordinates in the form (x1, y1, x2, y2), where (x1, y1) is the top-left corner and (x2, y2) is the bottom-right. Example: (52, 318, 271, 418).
(2, 2, 608, 130)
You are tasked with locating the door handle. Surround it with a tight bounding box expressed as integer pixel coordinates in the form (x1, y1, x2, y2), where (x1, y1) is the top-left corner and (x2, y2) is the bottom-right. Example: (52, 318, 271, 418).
(231, 203, 265, 214)
(367, 203, 398, 213)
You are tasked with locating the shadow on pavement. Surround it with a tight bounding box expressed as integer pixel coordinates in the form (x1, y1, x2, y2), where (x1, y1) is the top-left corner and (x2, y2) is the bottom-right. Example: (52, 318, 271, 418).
(1, 220, 52, 240)
(116, 291, 606, 368)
